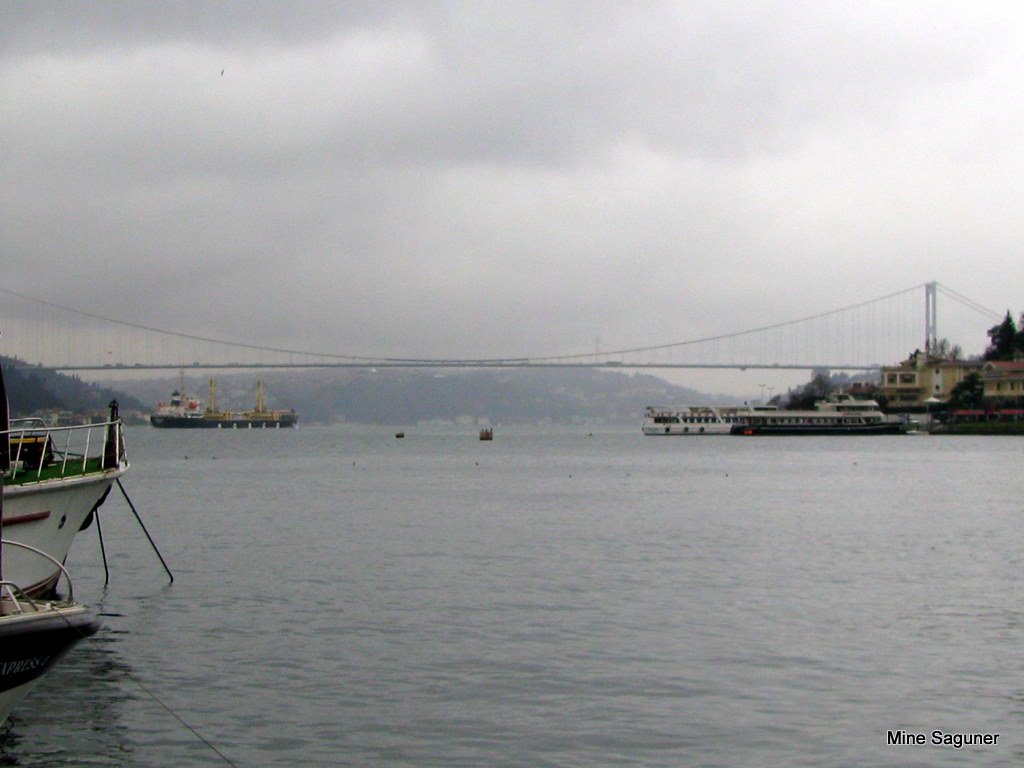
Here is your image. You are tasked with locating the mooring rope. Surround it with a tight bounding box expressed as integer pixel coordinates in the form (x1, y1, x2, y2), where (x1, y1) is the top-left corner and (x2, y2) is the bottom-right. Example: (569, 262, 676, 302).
(114, 661, 242, 768)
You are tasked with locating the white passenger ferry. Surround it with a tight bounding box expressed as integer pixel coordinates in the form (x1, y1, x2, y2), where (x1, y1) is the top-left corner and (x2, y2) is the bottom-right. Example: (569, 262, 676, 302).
(642, 405, 774, 435)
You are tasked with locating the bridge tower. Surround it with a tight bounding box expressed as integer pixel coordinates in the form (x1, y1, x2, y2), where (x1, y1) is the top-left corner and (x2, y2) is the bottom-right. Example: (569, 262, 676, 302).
(924, 281, 938, 354)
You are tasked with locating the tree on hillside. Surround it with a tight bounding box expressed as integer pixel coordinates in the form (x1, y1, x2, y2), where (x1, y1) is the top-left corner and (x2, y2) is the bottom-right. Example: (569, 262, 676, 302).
(984, 311, 1024, 360)
(2, 364, 64, 414)
(0, 356, 145, 417)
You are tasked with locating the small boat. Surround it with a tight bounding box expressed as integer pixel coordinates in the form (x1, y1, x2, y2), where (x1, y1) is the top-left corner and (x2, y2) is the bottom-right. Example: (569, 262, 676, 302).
(395, 432, 405, 439)
(730, 394, 905, 436)
(479, 428, 493, 441)
(150, 378, 298, 429)
(0, 542, 100, 724)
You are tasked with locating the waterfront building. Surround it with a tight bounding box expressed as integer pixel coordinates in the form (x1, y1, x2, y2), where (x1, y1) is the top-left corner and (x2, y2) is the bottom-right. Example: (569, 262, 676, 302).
(979, 360, 1024, 406)
(878, 352, 983, 410)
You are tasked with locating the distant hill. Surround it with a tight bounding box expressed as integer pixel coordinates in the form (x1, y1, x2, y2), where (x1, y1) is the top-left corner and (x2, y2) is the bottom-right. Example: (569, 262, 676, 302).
(2, 357, 147, 418)
(106, 368, 741, 426)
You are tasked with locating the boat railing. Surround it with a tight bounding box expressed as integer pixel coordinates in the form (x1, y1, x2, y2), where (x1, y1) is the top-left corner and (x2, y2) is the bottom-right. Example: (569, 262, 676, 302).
(4, 409, 126, 483)
(9, 417, 50, 430)
(0, 539, 77, 607)
(0, 581, 40, 615)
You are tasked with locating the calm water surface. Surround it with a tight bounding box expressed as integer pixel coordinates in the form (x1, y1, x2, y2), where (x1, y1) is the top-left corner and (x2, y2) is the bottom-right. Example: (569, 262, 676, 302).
(3, 426, 1023, 767)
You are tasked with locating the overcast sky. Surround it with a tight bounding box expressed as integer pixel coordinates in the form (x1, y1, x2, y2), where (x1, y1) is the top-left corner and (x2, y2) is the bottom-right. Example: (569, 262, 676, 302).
(2, 1, 1022, 393)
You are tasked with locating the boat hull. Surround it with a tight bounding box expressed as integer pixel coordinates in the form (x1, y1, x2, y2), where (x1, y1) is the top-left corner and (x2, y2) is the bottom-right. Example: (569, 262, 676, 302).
(731, 423, 906, 436)
(642, 424, 732, 435)
(150, 415, 297, 429)
(0, 603, 100, 723)
(2, 470, 126, 595)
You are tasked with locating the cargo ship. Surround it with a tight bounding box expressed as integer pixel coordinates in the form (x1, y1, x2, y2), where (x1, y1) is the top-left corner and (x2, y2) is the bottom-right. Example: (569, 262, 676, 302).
(150, 379, 298, 429)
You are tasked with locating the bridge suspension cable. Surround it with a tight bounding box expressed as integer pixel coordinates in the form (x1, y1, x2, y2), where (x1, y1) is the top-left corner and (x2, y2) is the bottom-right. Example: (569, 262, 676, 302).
(934, 283, 1002, 321)
(506, 284, 930, 363)
(0, 287, 382, 364)
(0, 282, 1001, 372)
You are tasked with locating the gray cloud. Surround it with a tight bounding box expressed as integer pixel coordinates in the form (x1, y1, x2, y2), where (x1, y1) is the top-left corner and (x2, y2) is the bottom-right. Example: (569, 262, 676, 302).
(1, 1, 1021, 390)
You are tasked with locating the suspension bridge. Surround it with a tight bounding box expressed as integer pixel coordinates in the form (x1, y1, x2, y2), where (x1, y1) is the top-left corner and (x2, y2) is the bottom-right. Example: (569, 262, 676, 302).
(0, 282, 1004, 374)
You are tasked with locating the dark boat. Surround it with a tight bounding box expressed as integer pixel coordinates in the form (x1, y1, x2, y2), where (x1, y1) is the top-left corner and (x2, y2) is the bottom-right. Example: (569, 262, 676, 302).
(730, 394, 905, 436)
(0, 559, 101, 723)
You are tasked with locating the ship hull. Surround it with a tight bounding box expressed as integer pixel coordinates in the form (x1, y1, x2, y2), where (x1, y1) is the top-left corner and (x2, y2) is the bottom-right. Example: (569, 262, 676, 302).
(731, 423, 905, 436)
(150, 415, 297, 429)
(642, 424, 732, 435)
